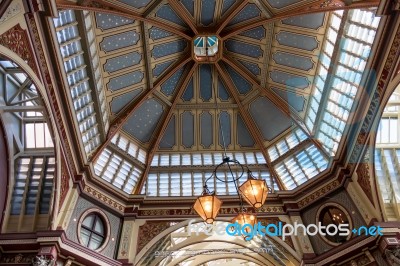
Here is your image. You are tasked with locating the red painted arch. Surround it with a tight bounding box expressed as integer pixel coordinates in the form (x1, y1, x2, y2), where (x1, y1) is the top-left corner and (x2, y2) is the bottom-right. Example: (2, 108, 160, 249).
(0, 119, 8, 229)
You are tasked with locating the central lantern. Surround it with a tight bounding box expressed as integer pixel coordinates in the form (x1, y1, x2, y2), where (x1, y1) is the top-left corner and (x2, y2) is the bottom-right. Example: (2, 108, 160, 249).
(192, 35, 222, 63)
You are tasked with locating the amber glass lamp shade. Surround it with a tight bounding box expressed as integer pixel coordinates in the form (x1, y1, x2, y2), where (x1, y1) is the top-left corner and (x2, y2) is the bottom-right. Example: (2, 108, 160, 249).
(232, 213, 257, 229)
(193, 193, 222, 224)
(239, 177, 268, 208)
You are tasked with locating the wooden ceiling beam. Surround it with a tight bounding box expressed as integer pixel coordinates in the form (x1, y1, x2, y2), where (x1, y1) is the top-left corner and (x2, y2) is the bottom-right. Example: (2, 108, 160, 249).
(222, 57, 330, 159)
(133, 62, 198, 194)
(89, 56, 192, 163)
(215, 0, 249, 35)
(0, 0, 12, 19)
(221, 0, 379, 40)
(55, 0, 192, 40)
(168, 0, 198, 34)
(215, 63, 286, 190)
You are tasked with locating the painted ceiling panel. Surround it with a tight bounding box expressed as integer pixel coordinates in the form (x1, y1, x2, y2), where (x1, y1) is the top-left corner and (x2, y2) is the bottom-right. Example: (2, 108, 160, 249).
(238, 60, 261, 76)
(160, 66, 186, 96)
(111, 88, 143, 114)
(219, 111, 231, 148)
(225, 39, 263, 58)
(156, 4, 188, 27)
(270, 70, 309, 90)
(250, 97, 292, 141)
(221, 0, 237, 15)
(95, 13, 134, 30)
(108, 71, 144, 92)
(201, 0, 216, 26)
(100, 31, 140, 52)
(239, 26, 266, 40)
(272, 52, 314, 71)
(199, 65, 213, 102)
(200, 112, 213, 148)
(153, 59, 176, 78)
(180, 0, 195, 16)
(123, 98, 164, 143)
(272, 88, 305, 113)
(181, 77, 194, 102)
(182, 111, 194, 148)
(267, 0, 301, 9)
(118, 0, 153, 9)
(237, 115, 255, 147)
(104, 52, 142, 74)
(218, 77, 230, 101)
(282, 13, 325, 29)
(151, 39, 188, 59)
(224, 64, 252, 95)
(149, 27, 174, 40)
(276, 31, 319, 51)
(159, 115, 176, 149)
(228, 3, 261, 26)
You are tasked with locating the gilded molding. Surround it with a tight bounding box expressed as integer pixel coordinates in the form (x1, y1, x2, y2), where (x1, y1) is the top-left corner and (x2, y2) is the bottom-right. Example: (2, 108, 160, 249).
(59, 159, 70, 212)
(83, 185, 125, 213)
(298, 180, 340, 208)
(356, 162, 374, 207)
(136, 221, 170, 254)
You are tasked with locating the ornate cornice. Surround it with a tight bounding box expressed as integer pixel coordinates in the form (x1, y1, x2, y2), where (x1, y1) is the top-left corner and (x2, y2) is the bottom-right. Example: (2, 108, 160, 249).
(297, 180, 340, 208)
(83, 185, 125, 213)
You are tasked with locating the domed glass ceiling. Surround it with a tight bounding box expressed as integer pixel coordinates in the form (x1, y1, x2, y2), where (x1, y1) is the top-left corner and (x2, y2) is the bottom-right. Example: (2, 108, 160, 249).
(51, 0, 381, 197)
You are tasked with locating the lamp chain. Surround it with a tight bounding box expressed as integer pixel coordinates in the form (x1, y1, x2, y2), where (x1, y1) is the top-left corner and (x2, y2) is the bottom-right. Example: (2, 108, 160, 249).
(212, 73, 228, 158)
(212, 73, 244, 211)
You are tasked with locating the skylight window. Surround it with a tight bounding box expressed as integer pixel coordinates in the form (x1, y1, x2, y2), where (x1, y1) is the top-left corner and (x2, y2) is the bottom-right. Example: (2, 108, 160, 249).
(306, 9, 380, 156)
(194, 36, 219, 56)
(150, 152, 267, 167)
(274, 143, 328, 189)
(94, 148, 142, 193)
(25, 122, 54, 149)
(268, 128, 307, 162)
(111, 133, 147, 164)
(144, 169, 279, 197)
(53, 10, 110, 157)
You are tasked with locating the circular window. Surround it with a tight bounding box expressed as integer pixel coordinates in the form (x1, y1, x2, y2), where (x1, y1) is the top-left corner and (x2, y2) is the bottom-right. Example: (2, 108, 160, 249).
(79, 212, 106, 250)
(317, 204, 352, 245)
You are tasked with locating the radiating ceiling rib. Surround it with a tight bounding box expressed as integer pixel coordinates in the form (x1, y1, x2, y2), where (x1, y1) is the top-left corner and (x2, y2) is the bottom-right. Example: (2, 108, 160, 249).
(215, 0, 249, 35)
(56, 0, 192, 40)
(143, 0, 165, 17)
(222, 57, 330, 160)
(221, 0, 379, 40)
(215, 63, 285, 190)
(89, 56, 192, 163)
(141, 22, 153, 92)
(133, 62, 198, 194)
(169, 0, 198, 34)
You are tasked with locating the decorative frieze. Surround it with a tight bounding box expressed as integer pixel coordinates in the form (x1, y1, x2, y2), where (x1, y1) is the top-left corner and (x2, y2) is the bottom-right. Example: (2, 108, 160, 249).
(84, 185, 125, 213)
(298, 180, 340, 208)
